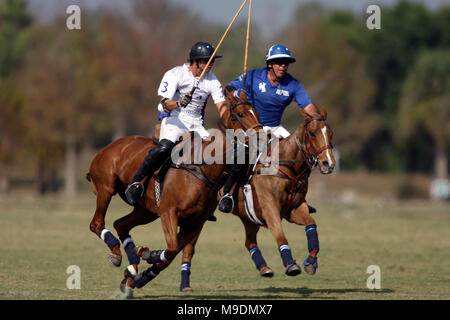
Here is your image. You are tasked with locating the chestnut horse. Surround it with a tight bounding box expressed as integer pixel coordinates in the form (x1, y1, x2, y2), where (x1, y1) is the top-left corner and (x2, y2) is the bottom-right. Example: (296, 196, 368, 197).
(177, 107, 335, 291)
(87, 90, 262, 291)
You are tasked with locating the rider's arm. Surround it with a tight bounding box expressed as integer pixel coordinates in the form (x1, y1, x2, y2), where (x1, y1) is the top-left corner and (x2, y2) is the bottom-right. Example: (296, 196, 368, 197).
(158, 96, 180, 112)
(294, 81, 319, 116)
(216, 101, 228, 118)
(304, 103, 320, 117)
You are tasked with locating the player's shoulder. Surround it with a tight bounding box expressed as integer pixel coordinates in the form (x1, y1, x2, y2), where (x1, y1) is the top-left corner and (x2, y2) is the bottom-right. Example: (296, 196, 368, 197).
(284, 73, 302, 87)
(251, 67, 267, 78)
(204, 71, 221, 84)
(165, 64, 187, 77)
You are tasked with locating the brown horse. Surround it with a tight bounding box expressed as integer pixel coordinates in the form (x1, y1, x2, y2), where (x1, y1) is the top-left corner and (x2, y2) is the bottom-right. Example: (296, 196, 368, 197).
(86, 90, 262, 291)
(177, 107, 335, 290)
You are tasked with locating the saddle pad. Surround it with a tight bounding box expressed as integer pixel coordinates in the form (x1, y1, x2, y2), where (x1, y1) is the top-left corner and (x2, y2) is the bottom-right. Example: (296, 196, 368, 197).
(242, 184, 265, 226)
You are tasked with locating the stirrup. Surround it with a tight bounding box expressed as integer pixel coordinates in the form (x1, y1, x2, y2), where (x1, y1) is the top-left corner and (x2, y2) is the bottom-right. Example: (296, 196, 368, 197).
(125, 182, 144, 205)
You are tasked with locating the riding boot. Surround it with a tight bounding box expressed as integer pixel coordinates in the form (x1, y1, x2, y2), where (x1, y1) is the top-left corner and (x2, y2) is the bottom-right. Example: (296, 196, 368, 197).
(125, 139, 175, 205)
(218, 163, 245, 213)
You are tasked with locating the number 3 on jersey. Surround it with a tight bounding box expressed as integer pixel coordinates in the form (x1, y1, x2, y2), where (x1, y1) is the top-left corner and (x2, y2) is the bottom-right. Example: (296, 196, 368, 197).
(160, 81, 169, 93)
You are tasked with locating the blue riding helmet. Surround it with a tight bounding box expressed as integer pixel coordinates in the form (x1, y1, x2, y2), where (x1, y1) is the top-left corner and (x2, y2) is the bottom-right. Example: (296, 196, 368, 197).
(265, 44, 296, 63)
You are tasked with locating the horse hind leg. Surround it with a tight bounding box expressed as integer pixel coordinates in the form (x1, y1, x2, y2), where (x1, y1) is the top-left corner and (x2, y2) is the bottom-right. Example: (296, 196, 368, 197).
(114, 206, 160, 290)
(130, 220, 205, 291)
(89, 190, 122, 267)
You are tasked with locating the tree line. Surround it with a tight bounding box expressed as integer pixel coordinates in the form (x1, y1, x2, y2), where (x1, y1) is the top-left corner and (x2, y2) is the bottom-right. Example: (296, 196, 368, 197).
(0, 0, 448, 196)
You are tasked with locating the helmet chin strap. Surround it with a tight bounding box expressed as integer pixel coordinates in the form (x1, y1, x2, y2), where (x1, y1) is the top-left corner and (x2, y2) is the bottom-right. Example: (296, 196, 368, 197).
(195, 60, 206, 76)
(268, 63, 282, 84)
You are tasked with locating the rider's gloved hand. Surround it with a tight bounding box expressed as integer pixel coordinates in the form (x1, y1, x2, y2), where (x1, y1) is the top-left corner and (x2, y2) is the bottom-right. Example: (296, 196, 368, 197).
(177, 93, 193, 108)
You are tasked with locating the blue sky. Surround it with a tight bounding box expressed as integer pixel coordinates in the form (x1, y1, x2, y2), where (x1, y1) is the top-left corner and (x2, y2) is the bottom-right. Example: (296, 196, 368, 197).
(29, 0, 449, 37)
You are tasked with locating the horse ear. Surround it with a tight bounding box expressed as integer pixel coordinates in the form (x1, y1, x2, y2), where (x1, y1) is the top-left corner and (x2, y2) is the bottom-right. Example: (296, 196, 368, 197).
(239, 89, 248, 102)
(320, 106, 327, 119)
(225, 87, 238, 104)
(299, 107, 309, 119)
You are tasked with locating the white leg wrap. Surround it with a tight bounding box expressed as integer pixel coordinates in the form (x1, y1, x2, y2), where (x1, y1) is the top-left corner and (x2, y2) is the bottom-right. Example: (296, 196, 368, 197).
(100, 229, 109, 241)
(127, 264, 137, 276)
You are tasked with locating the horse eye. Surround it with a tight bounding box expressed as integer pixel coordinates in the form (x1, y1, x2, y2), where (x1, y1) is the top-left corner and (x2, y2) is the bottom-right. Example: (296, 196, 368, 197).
(309, 131, 315, 137)
(238, 112, 245, 117)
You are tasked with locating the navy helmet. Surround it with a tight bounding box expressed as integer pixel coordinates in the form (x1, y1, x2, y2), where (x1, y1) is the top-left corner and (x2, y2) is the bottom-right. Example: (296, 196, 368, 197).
(265, 44, 296, 63)
(189, 41, 222, 61)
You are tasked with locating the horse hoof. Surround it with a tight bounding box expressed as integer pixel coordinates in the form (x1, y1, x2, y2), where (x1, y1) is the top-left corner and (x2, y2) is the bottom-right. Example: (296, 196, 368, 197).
(260, 266, 274, 278)
(304, 264, 316, 275)
(120, 275, 136, 292)
(285, 263, 301, 276)
(108, 253, 122, 267)
(181, 286, 194, 293)
(133, 246, 150, 258)
(303, 256, 318, 275)
(118, 278, 135, 299)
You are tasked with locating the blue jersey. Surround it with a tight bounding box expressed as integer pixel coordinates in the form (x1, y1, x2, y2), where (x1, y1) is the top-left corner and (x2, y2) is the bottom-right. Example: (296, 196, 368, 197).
(228, 67, 312, 127)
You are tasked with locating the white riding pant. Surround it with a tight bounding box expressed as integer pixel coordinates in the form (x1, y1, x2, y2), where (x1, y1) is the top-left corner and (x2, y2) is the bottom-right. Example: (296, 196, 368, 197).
(263, 125, 290, 139)
(160, 115, 210, 143)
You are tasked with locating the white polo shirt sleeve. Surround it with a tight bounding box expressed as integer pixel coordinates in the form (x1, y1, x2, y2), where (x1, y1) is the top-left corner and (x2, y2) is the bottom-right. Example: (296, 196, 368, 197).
(157, 67, 178, 100)
(208, 73, 226, 104)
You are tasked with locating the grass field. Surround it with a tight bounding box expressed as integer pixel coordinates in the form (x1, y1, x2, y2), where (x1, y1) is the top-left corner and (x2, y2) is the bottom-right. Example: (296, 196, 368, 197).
(0, 173, 449, 300)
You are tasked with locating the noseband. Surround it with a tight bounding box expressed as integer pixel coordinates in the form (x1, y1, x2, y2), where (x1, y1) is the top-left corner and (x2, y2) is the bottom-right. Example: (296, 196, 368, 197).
(295, 117, 333, 168)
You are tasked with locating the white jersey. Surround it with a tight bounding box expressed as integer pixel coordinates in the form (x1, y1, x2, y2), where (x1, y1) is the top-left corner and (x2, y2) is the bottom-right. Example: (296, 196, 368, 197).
(157, 63, 225, 124)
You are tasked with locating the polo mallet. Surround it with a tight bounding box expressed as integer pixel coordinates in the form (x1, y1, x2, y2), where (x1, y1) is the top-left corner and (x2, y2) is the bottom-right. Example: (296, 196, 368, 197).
(189, 0, 249, 96)
(243, 0, 252, 88)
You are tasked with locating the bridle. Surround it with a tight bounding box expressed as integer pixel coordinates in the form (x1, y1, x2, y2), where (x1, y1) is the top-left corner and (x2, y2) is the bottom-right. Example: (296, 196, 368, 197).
(295, 116, 333, 169)
(229, 101, 263, 132)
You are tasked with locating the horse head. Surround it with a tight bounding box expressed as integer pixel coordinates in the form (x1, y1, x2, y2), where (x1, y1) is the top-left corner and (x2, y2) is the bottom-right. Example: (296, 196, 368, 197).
(221, 88, 262, 133)
(299, 107, 335, 174)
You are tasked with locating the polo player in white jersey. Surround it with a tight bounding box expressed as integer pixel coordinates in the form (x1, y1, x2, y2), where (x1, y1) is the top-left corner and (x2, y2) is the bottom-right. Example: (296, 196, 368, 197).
(125, 42, 227, 205)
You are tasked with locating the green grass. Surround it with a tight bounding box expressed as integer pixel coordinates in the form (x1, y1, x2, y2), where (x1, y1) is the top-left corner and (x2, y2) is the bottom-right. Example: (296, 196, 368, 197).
(0, 177, 449, 300)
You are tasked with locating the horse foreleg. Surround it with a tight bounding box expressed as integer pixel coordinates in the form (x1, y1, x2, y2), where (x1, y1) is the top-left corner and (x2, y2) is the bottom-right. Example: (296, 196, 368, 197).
(132, 221, 205, 290)
(288, 202, 319, 275)
(114, 206, 159, 278)
(89, 191, 122, 267)
(264, 203, 301, 276)
(179, 233, 200, 292)
(240, 216, 273, 277)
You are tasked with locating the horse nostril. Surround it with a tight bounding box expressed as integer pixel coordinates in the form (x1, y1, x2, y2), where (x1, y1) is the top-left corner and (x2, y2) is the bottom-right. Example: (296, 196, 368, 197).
(322, 161, 329, 169)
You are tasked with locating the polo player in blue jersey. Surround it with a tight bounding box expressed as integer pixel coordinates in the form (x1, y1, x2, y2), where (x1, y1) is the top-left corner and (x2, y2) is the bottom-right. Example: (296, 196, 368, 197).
(218, 44, 320, 213)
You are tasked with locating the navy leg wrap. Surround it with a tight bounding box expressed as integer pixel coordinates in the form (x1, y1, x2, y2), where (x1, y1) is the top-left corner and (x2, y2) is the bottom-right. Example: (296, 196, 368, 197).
(99, 229, 120, 251)
(305, 224, 319, 255)
(279, 244, 294, 266)
(119, 234, 140, 265)
(180, 261, 191, 291)
(134, 265, 159, 288)
(249, 246, 267, 270)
